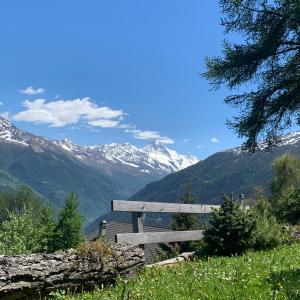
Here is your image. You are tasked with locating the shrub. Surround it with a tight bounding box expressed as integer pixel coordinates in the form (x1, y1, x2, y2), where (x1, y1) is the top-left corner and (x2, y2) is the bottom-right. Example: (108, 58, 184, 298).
(203, 194, 256, 256)
(253, 192, 289, 250)
(0, 204, 52, 255)
(77, 239, 112, 257)
(271, 155, 300, 224)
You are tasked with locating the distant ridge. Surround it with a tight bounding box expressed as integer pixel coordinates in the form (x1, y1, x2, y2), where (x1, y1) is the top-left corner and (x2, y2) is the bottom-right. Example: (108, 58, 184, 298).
(0, 116, 198, 222)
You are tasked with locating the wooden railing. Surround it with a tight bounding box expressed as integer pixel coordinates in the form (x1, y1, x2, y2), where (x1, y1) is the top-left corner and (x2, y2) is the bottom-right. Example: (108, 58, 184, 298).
(111, 200, 220, 245)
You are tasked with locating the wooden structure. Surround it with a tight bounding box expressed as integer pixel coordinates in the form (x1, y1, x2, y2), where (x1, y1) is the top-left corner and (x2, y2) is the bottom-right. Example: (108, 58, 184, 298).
(111, 200, 220, 245)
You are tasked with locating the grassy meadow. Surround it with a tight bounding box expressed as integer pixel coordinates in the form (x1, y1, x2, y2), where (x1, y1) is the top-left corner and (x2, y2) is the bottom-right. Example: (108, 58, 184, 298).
(52, 243, 300, 300)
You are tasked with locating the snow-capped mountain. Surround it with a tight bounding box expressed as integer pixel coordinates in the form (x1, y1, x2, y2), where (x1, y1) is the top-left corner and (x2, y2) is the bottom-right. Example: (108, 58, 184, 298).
(0, 116, 198, 221)
(0, 116, 198, 176)
(54, 139, 198, 175)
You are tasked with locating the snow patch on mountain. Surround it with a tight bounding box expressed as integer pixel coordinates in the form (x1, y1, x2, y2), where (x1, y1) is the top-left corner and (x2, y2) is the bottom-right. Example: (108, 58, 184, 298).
(0, 117, 29, 146)
(226, 131, 300, 154)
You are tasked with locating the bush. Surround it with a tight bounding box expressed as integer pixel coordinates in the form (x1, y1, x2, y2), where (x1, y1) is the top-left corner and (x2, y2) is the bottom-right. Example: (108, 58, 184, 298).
(203, 194, 256, 256)
(0, 204, 53, 255)
(253, 194, 290, 250)
(271, 155, 300, 224)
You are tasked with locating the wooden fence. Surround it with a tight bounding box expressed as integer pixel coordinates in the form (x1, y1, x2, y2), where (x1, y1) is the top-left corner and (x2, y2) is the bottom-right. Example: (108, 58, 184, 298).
(111, 200, 220, 245)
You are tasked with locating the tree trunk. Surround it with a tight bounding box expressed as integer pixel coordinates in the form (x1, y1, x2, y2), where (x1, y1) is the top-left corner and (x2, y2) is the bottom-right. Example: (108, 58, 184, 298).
(0, 242, 144, 299)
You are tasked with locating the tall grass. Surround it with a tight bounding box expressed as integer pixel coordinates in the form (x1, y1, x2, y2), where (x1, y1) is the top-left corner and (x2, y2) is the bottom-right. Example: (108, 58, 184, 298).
(51, 243, 300, 300)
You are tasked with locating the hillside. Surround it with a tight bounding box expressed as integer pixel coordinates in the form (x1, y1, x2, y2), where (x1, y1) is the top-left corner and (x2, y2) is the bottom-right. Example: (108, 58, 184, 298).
(130, 132, 300, 205)
(0, 117, 197, 222)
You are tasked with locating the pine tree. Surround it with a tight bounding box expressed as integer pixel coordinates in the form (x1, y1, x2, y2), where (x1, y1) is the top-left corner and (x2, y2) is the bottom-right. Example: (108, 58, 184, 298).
(52, 192, 84, 251)
(203, 0, 300, 151)
(203, 194, 256, 256)
(171, 185, 199, 252)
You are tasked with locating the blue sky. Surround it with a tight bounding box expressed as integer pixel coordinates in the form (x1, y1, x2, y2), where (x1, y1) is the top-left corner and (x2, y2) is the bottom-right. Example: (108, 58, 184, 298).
(0, 0, 243, 159)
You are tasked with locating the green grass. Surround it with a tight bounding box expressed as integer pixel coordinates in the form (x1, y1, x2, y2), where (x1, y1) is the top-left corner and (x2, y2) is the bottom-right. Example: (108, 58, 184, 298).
(52, 243, 300, 300)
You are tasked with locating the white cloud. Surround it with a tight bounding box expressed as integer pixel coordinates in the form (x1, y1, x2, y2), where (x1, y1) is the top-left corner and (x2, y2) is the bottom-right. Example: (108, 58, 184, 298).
(182, 139, 189, 143)
(88, 119, 120, 128)
(210, 137, 219, 143)
(13, 97, 124, 128)
(13, 96, 175, 143)
(20, 86, 45, 95)
(126, 129, 174, 144)
(118, 123, 135, 129)
(0, 102, 3, 106)
(196, 145, 203, 149)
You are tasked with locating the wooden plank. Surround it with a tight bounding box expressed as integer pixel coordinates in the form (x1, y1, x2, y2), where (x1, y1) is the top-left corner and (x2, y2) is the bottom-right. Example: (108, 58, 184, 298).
(115, 230, 204, 244)
(112, 200, 219, 214)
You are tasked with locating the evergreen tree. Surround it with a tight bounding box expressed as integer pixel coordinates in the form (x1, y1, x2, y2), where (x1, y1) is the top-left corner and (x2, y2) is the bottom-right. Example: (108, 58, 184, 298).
(203, 194, 256, 256)
(271, 154, 300, 224)
(204, 0, 300, 151)
(171, 185, 199, 252)
(38, 207, 57, 252)
(52, 192, 84, 251)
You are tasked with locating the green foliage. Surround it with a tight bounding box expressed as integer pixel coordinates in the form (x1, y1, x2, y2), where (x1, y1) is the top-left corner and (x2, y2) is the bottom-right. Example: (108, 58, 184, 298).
(0, 187, 84, 255)
(54, 244, 300, 300)
(0, 185, 45, 222)
(171, 185, 199, 252)
(0, 204, 53, 255)
(0, 186, 57, 254)
(52, 192, 84, 251)
(271, 155, 300, 224)
(203, 0, 300, 151)
(203, 194, 256, 256)
(271, 154, 300, 198)
(253, 188, 290, 250)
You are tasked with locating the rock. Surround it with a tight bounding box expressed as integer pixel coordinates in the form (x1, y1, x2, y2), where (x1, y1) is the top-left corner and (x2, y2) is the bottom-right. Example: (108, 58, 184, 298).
(0, 242, 144, 299)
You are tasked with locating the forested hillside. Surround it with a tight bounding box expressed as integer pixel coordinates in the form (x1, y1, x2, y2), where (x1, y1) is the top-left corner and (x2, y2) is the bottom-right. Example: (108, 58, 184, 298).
(130, 133, 300, 204)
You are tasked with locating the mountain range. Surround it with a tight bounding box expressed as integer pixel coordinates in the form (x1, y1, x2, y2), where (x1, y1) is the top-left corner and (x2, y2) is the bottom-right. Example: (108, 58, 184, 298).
(0, 116, 198, 222)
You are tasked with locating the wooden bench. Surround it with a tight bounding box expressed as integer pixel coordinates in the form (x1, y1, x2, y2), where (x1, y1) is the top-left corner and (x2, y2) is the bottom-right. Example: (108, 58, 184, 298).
(111, 200, 220, 245)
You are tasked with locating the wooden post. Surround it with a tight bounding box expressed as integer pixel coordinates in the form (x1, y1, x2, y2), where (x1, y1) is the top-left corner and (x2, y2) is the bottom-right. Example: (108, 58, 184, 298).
(99, 220, 107, 239)
(132, 212, 145, 248)
(239, 193, 245, 209)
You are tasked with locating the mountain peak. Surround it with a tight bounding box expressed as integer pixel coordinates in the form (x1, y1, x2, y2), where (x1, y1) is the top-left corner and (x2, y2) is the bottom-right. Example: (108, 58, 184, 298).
(0, 115, 13, 129)
(144, 140, 169, 152)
